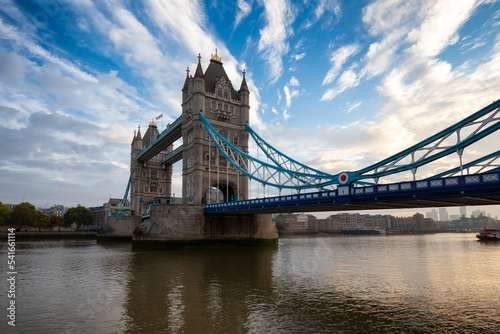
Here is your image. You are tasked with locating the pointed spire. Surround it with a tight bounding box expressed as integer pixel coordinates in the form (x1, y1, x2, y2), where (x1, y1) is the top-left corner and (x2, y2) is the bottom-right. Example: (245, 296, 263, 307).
(240, 69, 249, 92)
(136, 125, 142, 140)
(131, 129, 137, 144)
(195, 53, 204, 77)
(183, 67, 190, 91)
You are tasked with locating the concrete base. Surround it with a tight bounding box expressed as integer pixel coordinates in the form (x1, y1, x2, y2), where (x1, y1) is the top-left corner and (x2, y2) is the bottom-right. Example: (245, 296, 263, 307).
(132, 204, 278, 249)
(98, 215, 141, 241)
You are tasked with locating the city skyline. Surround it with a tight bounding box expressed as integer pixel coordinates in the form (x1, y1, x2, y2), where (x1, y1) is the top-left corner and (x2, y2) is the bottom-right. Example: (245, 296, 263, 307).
(1, 1, 499, 216)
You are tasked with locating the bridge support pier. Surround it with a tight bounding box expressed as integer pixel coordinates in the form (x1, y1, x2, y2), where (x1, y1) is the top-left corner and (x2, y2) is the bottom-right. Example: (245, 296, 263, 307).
(132, 204, 278, 250)
(97, 214, 141, 242)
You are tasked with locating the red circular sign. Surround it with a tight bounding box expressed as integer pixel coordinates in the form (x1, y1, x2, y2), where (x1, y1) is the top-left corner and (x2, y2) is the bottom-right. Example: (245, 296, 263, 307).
(339, 172, 349, 184)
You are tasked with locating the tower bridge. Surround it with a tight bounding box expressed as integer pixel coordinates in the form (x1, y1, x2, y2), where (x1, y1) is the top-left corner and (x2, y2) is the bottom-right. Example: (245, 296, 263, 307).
(99, 49, 500, 247)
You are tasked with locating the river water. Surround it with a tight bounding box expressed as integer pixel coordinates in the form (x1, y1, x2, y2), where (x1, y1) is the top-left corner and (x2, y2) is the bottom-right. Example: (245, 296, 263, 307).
(1, 233, 500, 333)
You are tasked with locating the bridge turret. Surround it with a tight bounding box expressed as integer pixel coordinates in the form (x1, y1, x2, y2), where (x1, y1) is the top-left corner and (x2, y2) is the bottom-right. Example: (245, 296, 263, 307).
(181, 50, 250, 204)
(239, 69, 250, 126)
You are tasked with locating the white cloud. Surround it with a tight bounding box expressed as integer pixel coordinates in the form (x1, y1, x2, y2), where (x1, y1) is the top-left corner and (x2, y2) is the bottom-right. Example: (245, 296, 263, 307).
(346, 101, 362, 114)
(322, 44, 359, 85)
(321, 68, 361, 101)
(292, 52, 306, 61)
(288, 76, 299, 86)
(234, 0, 252, 29)
(284, 84, 300, 109)
(406, 0, 479, 59)
(258, 0, 295, 83)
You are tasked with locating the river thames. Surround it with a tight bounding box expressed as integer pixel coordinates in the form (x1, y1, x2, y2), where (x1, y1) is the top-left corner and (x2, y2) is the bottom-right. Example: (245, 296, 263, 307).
(1, 233, 499, 333)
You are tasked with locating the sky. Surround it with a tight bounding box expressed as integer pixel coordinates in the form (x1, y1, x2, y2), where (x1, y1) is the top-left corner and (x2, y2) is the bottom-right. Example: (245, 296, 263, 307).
(0, 0, 500, 218)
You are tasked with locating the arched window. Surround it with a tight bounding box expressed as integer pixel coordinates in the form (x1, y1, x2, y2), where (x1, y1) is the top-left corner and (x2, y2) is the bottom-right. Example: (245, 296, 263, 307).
(218, 89, 222, 97)
(224, 90, 228, 99)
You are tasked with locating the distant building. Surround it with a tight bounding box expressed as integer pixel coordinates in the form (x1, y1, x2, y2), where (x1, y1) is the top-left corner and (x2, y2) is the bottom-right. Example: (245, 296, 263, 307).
(275, 213, 310, 232)
(438, 208, 449, 221)
(391, 216, 415, 232)
(460, 206, 467, 218)
(308, 216, 340, 232)
(88, 206, 105, 225)
(426, 209, 438, 221)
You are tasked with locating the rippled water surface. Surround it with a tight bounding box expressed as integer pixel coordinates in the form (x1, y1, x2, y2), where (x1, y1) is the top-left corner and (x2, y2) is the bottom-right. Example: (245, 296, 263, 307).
(1, 233, 500, 333)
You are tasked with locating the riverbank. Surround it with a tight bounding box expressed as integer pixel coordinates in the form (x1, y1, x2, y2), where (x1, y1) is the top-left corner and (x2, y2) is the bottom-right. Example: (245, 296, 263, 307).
(0, 231, 96, 240)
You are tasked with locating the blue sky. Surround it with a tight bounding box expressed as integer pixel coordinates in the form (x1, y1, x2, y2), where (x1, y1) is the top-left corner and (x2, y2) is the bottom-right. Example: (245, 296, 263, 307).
(1, 0, 500, 218)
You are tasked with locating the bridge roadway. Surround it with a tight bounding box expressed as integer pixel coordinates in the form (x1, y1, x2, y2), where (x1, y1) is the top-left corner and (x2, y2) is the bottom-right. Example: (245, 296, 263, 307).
(137, 115, 182, 162)
(205, 171, 500, 214)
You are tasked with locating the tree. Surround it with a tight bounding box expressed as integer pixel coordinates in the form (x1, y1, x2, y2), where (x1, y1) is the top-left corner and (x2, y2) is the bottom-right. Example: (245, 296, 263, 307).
(34, 213, 50, 232)
(64, 206, 93, 230)
(50, 215, 64, 231)
(275, 221, 286, 233)
(10, 202, 37, 227)
(0, 202, 10, 226)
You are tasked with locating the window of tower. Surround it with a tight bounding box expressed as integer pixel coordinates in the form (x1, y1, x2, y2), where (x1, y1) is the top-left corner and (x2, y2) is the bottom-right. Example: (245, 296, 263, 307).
(230, 105, 234, 113)
(218, 89, 222, 97)
(218, 102, 222, 110)
(224, 90, 228, 99)
(224, 104, 228, 111)
(211, 101, 216, 109)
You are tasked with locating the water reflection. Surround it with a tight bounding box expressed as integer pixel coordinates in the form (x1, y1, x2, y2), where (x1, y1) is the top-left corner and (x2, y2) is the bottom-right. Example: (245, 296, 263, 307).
(1, 234, 499, 333)
(123, 247, 277, 333)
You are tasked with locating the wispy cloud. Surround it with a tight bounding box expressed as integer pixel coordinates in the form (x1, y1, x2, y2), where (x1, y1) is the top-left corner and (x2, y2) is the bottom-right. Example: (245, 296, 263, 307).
(322, 44, 359, 86)
(258, 0, 295, 83)
(234, 0, 253, 30)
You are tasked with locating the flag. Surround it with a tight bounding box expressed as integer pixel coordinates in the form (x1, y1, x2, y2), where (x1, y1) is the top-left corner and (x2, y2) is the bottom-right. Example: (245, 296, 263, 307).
(156, 113, 163, 120)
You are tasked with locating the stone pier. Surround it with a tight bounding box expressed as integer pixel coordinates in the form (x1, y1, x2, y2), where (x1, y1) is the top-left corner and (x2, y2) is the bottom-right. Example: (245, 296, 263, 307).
(132, 203, 278, 249)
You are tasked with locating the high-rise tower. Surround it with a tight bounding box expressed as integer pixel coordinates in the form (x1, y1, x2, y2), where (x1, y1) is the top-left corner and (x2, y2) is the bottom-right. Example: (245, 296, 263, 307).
(130, 122, 173, 215)
(181, 50, 250, 204)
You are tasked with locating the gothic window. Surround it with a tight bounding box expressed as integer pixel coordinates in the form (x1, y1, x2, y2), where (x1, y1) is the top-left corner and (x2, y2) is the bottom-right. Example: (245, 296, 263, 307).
(212, 101, 216, 109)
(230, 106, 234, 113)
(218, 102, 222, 110)
(142, 171, 147, 177)
(144, 185, 148, 192)
(150, 185, 157, 193)
(224, 90, 228, 99)
(224, 104, 228, 112)
(161, 172, 165, 179)
(218, 89, 222, 97)
(233, 134, 239, 146)
(151, 170, 158, 179)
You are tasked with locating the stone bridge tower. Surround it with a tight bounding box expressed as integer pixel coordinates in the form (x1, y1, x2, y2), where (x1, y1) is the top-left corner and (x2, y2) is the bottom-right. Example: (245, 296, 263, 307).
(181, 50, 250, 204)
(130, 123, 173, 216)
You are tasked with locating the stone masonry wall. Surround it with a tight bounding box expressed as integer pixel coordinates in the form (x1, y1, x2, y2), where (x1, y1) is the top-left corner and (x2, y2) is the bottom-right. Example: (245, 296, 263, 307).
(133, 204, 205, 241)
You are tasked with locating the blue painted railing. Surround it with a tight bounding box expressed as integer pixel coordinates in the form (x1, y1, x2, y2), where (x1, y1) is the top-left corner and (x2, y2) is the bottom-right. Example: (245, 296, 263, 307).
(205, 171, 500, 213)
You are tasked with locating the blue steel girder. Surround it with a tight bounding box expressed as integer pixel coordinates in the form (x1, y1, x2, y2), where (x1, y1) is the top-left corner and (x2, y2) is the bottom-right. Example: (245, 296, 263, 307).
(246, 123, 334, 178)
(350, 99, 500, 183)
(426, 149, 500, 179)
(201, 99, 500, 189)
(200, 112, 337, 190)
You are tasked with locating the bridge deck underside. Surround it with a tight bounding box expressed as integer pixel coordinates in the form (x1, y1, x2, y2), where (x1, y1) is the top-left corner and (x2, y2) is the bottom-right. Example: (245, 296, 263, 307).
(205, 180, 500, 214)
